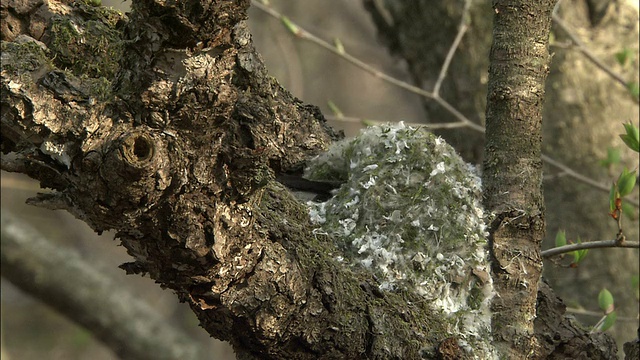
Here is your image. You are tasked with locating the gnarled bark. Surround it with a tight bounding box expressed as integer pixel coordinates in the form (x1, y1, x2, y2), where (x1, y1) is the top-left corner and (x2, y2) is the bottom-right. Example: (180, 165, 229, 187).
(1, 1, 444, 358)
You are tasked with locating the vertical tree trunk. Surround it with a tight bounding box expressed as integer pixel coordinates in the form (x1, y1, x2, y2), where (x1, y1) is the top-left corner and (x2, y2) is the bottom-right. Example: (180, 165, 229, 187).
(482, 1, 555, 357)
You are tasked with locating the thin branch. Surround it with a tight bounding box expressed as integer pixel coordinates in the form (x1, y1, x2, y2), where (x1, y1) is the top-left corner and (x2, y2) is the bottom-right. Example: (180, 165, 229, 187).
(565, 307, 638, 322)
(0, 210, 209, 360)
(252, 1, 484, 133)
(253, 2, 433, 98)
(324, 115, 472, 129)
(433, 0, 471, 96)
(542, 154, 639, 207)
(437, 97, 485, 133)
(541, 239, 640, 258)
(542, 170, 570, 181)
(552, 13, 630, 89)
(250, 0, 640, 209)
(370, 0, 394, 28)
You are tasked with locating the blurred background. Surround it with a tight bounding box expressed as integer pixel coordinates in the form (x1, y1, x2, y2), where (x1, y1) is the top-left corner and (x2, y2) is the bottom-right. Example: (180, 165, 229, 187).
(2, 0, 638, 359)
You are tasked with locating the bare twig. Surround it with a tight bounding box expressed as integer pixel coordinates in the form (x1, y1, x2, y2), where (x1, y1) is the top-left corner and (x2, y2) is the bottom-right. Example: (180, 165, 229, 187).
(251, 1, 484, 133)
(370, 0, 394, 28)
(566, 307, 637, 322)
(324, 115, 471, 129)
(541, 239, 640, 258)
(542, 154, 639, 207)
(433, 0, 471, 96)
(433, 23, 467, 96)
(254, 2, 432, 99)
(552, 13, 629, 89)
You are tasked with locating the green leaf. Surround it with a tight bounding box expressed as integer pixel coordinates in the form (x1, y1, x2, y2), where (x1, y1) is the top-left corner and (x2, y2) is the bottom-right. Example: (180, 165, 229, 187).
(599, 147, 621, 168)
(570, 237, 589, 265)
(623, 122, 640, 139)
(620, 122, 639, 152)
(572, 248, 588, 265)
(598, 288, 615, 314)
(599, 311, 617, 332)
(622, 202, 636, 220)
(555, 230, 567, 248)
(617, 168, 637, 197)
(615, 47, 632, 66)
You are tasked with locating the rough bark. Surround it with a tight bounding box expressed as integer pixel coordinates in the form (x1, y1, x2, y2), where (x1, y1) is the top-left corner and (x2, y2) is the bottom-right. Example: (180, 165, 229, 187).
(481, 1, 554, 357)
(535, 280, 618, 359)
(1, 1, 445, 358)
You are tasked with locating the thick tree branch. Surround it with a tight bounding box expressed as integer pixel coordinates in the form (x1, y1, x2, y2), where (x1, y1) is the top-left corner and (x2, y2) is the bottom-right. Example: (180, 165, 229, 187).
(0, 1, 449, 358)
(1, 210, 208, 360)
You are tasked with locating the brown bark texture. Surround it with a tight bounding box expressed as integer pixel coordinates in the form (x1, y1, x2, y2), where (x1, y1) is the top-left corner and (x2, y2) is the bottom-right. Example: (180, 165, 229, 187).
(365, 0, 639, 355)
(481, 1, 553, 357)
(1, 0, 445, 358)
(0, 0, 627, 359)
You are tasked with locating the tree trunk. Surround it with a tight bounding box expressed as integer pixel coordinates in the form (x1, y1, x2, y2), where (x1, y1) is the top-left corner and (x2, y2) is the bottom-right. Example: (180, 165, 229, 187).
(0, 1, 452, 358)
(481, 1, 553, 357)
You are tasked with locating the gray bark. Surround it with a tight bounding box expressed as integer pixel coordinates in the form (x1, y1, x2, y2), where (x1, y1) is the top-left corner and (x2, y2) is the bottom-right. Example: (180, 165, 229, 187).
(481, 1, 552, 357)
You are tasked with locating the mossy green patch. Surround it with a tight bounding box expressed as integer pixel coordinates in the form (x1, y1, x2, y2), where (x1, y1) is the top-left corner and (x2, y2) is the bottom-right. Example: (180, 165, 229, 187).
(1, 40, 52, 80)
(305, 122, 498, 359)
(48, 4, 125, 80)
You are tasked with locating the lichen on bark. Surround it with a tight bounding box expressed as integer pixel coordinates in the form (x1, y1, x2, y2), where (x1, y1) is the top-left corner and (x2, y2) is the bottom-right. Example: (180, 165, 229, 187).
(305, 122, 496, 359)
